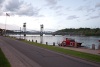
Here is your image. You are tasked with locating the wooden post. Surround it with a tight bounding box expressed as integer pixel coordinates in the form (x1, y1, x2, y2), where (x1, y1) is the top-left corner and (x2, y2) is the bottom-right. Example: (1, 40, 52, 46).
(92, 44, 95, 50)
(53, 42, 55, 46)
(98, 44, 100, 50)
(32, 39, 34, 42)
(36, 40, 37, 43)
(46, 42, 48, 45)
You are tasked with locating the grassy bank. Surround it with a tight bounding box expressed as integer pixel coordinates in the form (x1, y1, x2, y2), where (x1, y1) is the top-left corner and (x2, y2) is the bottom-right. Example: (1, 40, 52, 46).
(0, 48, 11, 67)
(23, 40, 100, 62)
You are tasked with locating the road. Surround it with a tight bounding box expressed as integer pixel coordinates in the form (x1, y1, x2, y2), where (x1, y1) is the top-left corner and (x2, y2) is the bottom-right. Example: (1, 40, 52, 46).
(0, 36, 99, 67)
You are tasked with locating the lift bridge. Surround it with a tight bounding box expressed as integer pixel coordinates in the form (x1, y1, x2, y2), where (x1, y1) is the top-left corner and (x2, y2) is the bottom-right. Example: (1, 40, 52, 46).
(0, 29, 54, 36)
(4, 30, 53, 35)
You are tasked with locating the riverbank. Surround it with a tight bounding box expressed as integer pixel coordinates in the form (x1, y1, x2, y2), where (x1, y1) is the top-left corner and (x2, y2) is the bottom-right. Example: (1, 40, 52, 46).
(22, 40, 100, 63)
(1, 36, 100, 67)
(10, 34, 100, 49)
(17, 37, 100, 55)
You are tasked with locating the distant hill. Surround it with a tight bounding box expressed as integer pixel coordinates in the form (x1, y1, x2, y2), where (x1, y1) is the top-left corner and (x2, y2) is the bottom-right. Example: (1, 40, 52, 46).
(55, 28, 100, 36)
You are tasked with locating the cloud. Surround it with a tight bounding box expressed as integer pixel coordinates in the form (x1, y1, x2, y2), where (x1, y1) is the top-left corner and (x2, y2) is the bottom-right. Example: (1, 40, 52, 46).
(45, 0, 62, 10)
(53, 6, 62, 10)
(87, 15, 100, 20)
(0, 11, 3, 15)
(5, 0, 21, 12)
(0, 0, 4, 4)
(66, 7, 71, 11)
(77, 5, 95, 12)
(16, 4, 39, 16)
(0, 0, 4, 15)
(55, 10, 68, 16)
(0, 0, 40, 16)
(76, 5, 96, 18)
(45, 0, 58, 6)
(91, 16, 100, 19)
(95, 3, 100, 8)
(83, 0, 88, 1)
(77, 6, 85, 11)
(0, 0, 4, 8)
(67, 15, 79, 20)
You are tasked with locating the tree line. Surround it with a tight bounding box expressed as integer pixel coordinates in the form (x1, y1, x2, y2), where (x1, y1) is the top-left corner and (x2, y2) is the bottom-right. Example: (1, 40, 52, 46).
(55, 28, 100, 36)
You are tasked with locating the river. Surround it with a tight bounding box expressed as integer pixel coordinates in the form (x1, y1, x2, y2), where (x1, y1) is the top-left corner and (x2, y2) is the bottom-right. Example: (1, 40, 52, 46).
(10, 35, 100, 49)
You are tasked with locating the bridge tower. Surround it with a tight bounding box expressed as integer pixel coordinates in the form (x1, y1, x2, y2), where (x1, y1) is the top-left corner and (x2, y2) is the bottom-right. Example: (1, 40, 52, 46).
(40, 24, 44, 44)
(23, 22, 26, 39)
(40, 24, 44, 36)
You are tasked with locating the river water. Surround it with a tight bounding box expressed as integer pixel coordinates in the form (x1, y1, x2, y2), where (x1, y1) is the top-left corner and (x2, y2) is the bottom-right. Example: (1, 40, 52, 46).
(10, 35, 100, 49)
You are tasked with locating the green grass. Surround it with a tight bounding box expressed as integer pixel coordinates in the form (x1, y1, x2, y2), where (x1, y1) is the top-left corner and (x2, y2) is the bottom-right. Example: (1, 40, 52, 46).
(0, 48, 11, 67)
(23, 40, 100, 62)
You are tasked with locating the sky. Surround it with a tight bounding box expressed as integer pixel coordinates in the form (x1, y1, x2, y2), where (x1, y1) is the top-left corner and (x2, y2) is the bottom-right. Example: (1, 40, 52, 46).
(0, 0, 100, 31)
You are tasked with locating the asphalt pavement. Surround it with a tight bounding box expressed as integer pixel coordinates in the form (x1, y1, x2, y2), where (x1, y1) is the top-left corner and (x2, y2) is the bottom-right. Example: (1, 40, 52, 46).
(0, 36, 99, 67)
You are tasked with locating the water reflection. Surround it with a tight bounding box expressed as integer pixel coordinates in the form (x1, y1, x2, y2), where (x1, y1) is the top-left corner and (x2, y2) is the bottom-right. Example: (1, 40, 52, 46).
(40, 36, 43, 44)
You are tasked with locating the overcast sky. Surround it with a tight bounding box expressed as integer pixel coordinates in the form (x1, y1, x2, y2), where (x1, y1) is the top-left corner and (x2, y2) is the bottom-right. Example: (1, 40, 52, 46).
(0, 0, 100, 31)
